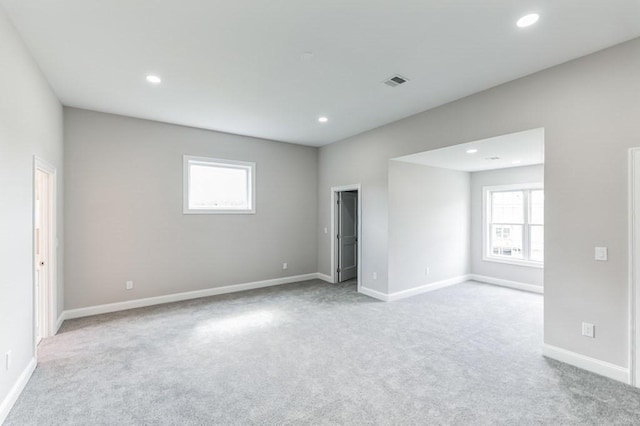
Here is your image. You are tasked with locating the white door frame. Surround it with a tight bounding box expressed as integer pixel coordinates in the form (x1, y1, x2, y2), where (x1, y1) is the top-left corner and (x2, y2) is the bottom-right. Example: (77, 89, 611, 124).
(330, 184, 362, 292)
(33, 156, 57, 350)
(629, 148, 640, 387)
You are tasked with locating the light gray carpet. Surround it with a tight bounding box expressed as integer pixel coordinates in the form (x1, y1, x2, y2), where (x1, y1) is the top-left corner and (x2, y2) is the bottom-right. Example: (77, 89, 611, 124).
(6, 280, 640, 425)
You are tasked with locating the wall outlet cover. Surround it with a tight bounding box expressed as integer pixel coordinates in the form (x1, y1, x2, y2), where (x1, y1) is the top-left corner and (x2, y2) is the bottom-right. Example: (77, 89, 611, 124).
(595, 247, 608, 261)
(582, 322, 595, 338)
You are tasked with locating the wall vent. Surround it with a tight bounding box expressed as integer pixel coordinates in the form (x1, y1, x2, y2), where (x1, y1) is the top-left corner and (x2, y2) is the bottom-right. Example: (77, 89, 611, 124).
(383, 75, 409, 87)
(485, 157, 501, 161)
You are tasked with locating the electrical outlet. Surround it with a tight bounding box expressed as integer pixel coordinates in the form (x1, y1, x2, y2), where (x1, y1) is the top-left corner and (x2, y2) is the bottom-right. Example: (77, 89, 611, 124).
(582, 322, 595, 338)
(595, 247, 608, 261)
(324, 227, 328, 234)
(5, 351, 11, 371)
(126, 280, 134, 290)
(425, 266, 430, 276)
(282, 263, 288, 270)
(373, 272, 377, 280)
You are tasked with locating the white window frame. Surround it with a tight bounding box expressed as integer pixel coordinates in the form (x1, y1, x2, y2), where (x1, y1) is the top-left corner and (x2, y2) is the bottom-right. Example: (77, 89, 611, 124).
(482, 183, 543, 268)
(183, 155, 256, 215)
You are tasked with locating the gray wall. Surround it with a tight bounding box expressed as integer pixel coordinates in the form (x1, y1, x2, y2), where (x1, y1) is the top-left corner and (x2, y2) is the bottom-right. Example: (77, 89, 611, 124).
(318, 38, 640, 367)
(0, 8, 63, 412)
(388, 162, 470, 294)
(470, 165, 544, 287)
(64, 108, 318, 309)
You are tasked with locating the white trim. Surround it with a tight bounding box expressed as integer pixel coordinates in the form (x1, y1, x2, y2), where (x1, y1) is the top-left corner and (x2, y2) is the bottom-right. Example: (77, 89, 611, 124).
(481, 256, 544, 269)
(330, 184, 362, 292)
(183, 155, 256, 215)
(358, 275, 470, 302)
(386, 275, 470, 301)
(55, 313, 65, 333)
(482, 183, 544, 268)
(316, 273, 333, 283)
(628, 148, 640, 387)
(33, 156, 58, 345)
(542, 344, 630, 384)
(62, 273, 319, 320)
(358, 286, 389, 302)
(470, 274, 543, 294)
(0, 357, 36, 425)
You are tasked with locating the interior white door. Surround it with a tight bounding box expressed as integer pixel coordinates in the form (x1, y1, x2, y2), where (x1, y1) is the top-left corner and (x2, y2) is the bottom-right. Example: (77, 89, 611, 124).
(35, 169, 50, 344)
(338, 191, 358, 282)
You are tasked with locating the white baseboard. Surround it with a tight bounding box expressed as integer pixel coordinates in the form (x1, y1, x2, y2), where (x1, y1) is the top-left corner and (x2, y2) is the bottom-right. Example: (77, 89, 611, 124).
(0, 357, 36, 425)
(387, 274, 471, 302)
(359, 275, 470, 302)
(470, 274, 543, 294)
(316, 273, 333, 283)
(542, 343, 630, 384)
(359, 286, 389, 302)
(62, 273, 320, 321)
(55, 314, 65, 333)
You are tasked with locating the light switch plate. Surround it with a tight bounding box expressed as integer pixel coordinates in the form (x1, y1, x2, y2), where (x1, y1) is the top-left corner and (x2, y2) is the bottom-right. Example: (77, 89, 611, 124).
(595, 247, 608, 261)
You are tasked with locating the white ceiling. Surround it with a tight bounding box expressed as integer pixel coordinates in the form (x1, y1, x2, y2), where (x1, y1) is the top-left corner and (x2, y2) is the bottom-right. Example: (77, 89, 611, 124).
(393, 128, 544, 172)
(2, 1, 639, 146)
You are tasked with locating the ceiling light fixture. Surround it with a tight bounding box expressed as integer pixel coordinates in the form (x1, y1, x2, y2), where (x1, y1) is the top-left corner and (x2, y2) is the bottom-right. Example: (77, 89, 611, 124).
(517, 13, 539, 28)
(146, 75, 162, 84)
(466, 149, 478, 154)
(318, 116, 329, 123)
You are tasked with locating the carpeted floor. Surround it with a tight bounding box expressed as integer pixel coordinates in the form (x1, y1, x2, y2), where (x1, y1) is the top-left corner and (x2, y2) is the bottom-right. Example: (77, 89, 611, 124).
(6, 279, 640, 425)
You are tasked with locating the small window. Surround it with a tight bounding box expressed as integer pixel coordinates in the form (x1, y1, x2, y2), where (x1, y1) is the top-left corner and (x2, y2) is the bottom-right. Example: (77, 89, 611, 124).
(483, 184, 543, 267)
(183, 155, 255, 214)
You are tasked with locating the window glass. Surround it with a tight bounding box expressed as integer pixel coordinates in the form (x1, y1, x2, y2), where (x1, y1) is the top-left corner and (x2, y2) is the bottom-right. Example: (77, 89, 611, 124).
(492, 191, 524, 224)
(530, 225, 544, 262)
(485, 185, 543, 265)
(184, 156, 255, 214)
(490, 224, 523, 259)
(530, 190, 544, 225)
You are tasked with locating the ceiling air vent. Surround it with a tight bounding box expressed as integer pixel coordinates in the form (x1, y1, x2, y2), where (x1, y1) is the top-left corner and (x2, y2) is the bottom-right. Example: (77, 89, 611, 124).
(383, 75, 409, 87)
(485, 157, 501, 161)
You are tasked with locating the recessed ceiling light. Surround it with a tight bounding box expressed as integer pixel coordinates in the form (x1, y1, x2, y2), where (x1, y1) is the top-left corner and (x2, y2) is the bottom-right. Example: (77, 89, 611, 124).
(466, 149, 478, 154)
(146, 75, 162, 84)
(318, 116, 329, 123)
(512, 160, 522, 165)
(517, 13, 539, 28)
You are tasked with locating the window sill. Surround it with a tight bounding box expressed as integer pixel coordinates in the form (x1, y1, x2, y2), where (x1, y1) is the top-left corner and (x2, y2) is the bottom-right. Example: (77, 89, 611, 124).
(482, 255, 543, 269)
(183, 209, 256, 215)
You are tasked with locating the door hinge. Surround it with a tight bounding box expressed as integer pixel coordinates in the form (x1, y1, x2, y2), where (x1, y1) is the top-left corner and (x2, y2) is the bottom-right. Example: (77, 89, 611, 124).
(337, 268, 341, 273)
(337, 199, 340, 205)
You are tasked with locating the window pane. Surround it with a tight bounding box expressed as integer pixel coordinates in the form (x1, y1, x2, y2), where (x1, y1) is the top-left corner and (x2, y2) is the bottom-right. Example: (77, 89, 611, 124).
(530, 225, 544, 262)
(490, 224, 523, 259)
(491, 191, 524, 224)
(189, 164, 250, 210)
(530, 190, 544, 225)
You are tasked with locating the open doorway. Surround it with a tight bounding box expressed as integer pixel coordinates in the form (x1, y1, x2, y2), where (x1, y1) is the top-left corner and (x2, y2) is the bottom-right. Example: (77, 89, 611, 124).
(34, 157, 56, 346)
(388, 127, 544, 296)
(331, 185, 362, 291)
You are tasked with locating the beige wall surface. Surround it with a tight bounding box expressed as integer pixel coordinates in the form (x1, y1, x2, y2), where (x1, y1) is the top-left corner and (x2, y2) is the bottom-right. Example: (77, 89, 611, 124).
(318, 38, 640, 367)
(0, 8, 63, 410)
(388, 162, 470, 294)
(470, 165, 544, 286)
(64, 108, 318, 309)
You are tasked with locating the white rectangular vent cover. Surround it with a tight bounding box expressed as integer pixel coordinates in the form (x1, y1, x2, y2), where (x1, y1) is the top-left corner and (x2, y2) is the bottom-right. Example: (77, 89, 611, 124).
(383, 75, 409, 87)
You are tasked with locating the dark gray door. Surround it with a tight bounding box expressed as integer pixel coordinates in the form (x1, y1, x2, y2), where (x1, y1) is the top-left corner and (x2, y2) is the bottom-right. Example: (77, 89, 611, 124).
(338, 191, 358, 282)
